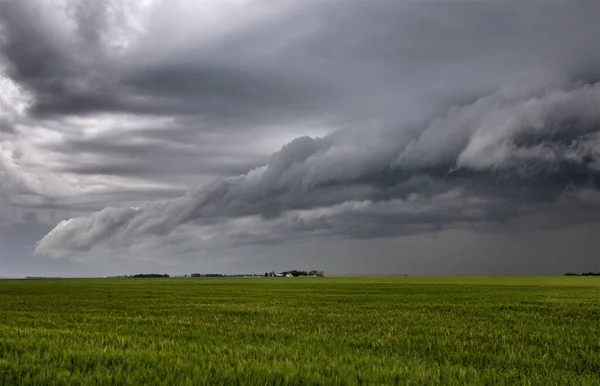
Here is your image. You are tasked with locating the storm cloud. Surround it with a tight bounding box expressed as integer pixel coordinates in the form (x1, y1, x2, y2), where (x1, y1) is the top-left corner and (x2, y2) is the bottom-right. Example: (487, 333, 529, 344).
(35, 81, 600, 257)
(1, 0, 599, 273)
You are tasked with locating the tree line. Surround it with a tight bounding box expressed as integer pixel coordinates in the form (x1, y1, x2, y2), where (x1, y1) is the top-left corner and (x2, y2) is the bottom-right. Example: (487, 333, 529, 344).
(564, 272, 600, 276)
(130, 273, 170, 278)
(110, 270, 325, 278)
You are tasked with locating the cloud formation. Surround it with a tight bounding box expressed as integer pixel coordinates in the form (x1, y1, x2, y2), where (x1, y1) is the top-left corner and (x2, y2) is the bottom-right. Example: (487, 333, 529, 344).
(36, 81, 600, 257)
(1, 0, 599, 272)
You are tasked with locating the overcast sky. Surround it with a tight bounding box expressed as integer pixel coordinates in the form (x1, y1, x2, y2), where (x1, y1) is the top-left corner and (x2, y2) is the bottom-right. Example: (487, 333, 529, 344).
(1, 0, 599, 277)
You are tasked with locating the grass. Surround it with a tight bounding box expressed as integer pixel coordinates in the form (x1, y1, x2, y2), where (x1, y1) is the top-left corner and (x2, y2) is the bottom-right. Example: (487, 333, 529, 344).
(0, 276, 598, 385)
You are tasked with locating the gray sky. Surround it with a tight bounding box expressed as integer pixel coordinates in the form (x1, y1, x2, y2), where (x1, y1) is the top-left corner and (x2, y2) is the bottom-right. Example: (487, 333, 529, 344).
(1, 0, 599, 277)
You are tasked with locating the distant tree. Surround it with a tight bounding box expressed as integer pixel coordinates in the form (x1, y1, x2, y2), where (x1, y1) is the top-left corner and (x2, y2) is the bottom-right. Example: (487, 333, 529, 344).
(280, 270, 313, 277)
(265, 272, 269, 277)
(131, 273, 169, 278)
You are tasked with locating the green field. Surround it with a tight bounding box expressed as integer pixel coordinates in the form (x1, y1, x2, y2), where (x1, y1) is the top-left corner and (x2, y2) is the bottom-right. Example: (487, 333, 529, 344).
(0, 276, 598, 385)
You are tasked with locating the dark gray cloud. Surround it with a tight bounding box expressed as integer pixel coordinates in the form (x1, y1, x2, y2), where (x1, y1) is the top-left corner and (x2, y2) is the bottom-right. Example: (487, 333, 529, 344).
(49, 131, 263, 178)
(0, 0, 112, 114)
(35, 81, 600, 257)
(3, 0, 598, 123)
(0, 0, 326, 121)
(0, 118, 16, 134)
(1, 0, 599, 272)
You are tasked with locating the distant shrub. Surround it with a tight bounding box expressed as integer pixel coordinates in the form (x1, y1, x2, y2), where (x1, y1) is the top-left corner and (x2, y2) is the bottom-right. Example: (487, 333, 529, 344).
(131, 273, 170, 278)
(279, 270, 325, 277)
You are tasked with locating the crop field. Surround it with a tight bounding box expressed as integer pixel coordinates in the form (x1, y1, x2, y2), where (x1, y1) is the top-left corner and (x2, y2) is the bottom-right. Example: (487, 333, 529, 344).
(0, 276, 598, 385)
